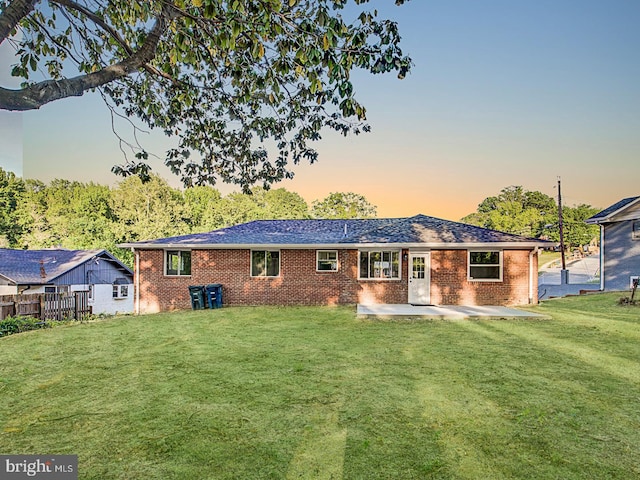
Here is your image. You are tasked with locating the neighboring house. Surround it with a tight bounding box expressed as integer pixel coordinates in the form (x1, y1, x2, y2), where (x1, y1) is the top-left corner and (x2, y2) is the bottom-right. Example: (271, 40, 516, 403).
(0, 248, 134, 315)
(586, 196, 640, 291)
(120, 215, 551, 314)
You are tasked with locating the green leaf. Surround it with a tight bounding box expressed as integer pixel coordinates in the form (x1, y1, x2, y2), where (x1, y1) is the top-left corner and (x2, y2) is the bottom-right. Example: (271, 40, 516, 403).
(3, 0, 411, 193)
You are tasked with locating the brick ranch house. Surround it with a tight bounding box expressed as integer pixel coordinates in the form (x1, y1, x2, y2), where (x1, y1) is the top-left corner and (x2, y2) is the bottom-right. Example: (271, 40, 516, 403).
(120, 214, 552, 314)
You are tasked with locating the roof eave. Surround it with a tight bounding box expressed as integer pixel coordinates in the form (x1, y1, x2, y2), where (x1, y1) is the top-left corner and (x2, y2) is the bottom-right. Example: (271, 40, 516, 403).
(586, 197, 640, 224)
(40, 249, 105, 284)
(95, 250, 134, 275)
(0, 272, 17, 285)
(353, 241, 553, 249)
(121, 241, 553, 250)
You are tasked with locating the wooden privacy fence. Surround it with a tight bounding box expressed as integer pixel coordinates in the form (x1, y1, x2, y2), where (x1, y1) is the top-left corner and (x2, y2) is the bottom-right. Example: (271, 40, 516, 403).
(0, 291, 91, 321)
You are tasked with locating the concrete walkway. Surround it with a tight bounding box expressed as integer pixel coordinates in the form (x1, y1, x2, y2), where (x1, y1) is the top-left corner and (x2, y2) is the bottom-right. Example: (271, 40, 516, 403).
(357, 304, 549, 320)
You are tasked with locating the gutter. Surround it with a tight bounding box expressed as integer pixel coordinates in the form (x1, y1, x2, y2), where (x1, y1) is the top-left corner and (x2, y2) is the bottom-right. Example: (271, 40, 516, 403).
(529, 247, 538, 304)
(599, 225, 605, 291)
(134, 249, 140, 315)
(119, 241, 552, 251)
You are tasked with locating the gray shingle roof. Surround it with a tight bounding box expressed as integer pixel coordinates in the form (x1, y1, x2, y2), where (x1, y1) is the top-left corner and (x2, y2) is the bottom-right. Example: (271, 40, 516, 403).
(586, 196, 640, 224)
(0, 249, 130, 284)
(122, 214, 550, 248)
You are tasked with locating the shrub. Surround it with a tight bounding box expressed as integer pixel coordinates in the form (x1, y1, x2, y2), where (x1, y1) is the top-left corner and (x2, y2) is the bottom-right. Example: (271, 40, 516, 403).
(0, 316, 50, 338)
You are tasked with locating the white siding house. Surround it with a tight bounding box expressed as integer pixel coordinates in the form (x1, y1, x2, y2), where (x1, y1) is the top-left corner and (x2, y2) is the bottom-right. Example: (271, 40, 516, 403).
(586, 196, 640, 291)
(0, 249, 134, 315)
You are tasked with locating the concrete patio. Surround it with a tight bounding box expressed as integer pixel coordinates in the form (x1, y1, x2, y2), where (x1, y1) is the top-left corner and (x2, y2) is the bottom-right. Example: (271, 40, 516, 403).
(357, 304, 550, 320)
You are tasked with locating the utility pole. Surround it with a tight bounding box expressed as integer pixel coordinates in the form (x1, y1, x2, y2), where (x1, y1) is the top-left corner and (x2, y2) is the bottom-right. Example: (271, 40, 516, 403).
(557, 177, 568, 284)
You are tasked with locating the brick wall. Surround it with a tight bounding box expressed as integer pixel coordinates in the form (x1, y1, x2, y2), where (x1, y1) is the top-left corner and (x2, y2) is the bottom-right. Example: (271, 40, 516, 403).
(136, 248, 536, 313)
(430, 249, 536, 306)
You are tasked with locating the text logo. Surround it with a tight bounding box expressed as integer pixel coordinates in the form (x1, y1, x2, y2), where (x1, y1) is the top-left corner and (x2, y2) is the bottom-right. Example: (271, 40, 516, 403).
(1, 456, 77, 479)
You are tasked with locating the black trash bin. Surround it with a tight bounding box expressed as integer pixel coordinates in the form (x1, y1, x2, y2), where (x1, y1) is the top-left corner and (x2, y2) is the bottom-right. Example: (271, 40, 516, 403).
(205, 284, 223, 309)
(188, 285, 206, 310)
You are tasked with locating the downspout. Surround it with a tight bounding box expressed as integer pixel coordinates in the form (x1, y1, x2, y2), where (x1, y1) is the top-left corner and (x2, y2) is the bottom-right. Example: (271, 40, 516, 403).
(133, 248, 140, 315)
(529, 247, 538, 304)
(599, 225, 605, 291)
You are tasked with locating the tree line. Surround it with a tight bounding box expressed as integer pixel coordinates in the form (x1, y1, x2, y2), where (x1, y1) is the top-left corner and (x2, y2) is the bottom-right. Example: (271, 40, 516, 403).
(0, 167, 376, 267)
(461, 186, 600, 251)
(1, 170, 600, 268)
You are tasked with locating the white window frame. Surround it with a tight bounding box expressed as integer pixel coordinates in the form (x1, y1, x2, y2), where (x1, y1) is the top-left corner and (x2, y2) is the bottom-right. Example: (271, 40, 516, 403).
(468, 250, 503, 282)
(165, 250, 192, 277)
(316, 250, 339, 272)
(251, 250, 281, 277)
(45, 285, 70, 293)
(358, 250, 402, 280)
(113, 284, 129, 299)
(632, 221, 640, 240)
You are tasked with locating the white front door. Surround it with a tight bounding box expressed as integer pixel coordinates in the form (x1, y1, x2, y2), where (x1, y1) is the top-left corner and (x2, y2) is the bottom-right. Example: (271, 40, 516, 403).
(408, 252, 431, 305)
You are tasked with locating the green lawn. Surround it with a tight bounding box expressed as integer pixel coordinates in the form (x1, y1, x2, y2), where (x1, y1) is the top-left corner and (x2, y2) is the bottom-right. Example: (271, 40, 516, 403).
(1, 294, 639, 479)
(538, 250, 561, 268)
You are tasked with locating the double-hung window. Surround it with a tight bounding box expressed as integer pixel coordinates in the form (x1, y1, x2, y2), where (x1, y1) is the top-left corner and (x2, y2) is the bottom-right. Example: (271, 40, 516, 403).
(359, 250, 400, 279)
(633, 221, 640, 240)
(251, 250, 280, 277)
(166, 250, 191, 276)
(317, 250, 338, 271)
(468, 251, 502, 281)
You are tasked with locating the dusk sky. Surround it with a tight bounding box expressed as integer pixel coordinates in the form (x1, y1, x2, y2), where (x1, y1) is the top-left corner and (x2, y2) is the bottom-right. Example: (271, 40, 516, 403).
(1, 0, 639, 220)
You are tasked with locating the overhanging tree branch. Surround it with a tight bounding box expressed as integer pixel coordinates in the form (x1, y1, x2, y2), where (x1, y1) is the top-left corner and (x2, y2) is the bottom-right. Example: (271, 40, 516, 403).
(0, 0, 37, 42)
(0, 2, 173, 110)
(0, 0, 412, 191)
(51, 0, 133, 55)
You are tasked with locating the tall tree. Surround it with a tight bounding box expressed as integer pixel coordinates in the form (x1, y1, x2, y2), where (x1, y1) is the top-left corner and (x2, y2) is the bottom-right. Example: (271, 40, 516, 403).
(462, 186, 600, 249)
(183, 185, 223, 232)
(252, 187, 310, 219)
(18, 178, 117, 250)
(462, 186, 556, 238)
(0, 167, 26, 247)
(551, 204, 600, 251)
(0, 0, 411, 191)
(17, 178, 49, 247)
(311, 191, 376, 218)
(215, 191, 263, 226)
(110, 175, 189, 243)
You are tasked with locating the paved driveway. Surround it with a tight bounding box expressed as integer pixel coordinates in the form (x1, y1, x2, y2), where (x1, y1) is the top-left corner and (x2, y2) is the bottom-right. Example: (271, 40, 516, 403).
(539, 254, 601, 300)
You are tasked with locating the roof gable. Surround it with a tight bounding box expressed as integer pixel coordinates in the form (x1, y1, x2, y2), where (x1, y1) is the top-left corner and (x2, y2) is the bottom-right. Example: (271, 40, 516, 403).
(0, 249, 132, 285)
(586, 196, 640, 224)
(121, 214, 550, 249)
